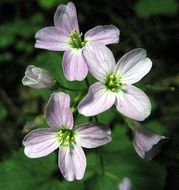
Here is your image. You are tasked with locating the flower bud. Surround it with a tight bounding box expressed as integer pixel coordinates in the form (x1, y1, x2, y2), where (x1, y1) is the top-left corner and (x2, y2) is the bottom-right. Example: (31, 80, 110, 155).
(132, 124, 168, 160)
(22, 65, 54, 89)
(118, 177, 131, 190)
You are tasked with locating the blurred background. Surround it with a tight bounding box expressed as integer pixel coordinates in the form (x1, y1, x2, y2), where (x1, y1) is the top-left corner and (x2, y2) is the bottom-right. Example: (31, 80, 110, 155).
(0, 0, 178, 189)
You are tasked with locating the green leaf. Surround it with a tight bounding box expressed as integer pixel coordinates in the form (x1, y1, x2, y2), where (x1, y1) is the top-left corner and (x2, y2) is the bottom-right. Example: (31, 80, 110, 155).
(37, 0, 68, 8)
(0, 149, 84, 190)
(135, 0, 178, 18)
(85, 125, 167, 190)
(0, 104, 7, 121)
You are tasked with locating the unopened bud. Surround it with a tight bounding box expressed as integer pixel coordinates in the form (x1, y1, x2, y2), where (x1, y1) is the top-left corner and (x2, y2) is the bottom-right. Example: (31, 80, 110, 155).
(22, 65, 54, 89)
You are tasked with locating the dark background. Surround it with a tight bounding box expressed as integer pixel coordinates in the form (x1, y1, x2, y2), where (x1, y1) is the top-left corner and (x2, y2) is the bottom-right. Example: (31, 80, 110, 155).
(0, 0, 178, 189)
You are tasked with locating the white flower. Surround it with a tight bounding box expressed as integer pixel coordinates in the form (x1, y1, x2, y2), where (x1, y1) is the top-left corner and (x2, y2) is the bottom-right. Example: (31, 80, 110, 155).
(23, 92, 111, 181)
(78, 43, 152, 121)
(22, 65, 54, 89)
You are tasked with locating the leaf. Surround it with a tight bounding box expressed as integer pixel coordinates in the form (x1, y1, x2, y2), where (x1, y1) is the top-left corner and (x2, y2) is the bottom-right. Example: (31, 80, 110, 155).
(85, 125, 167, 190)
(135, 0, 178, 18)
(0, 104, 7, 121)
(37, 0, 68, 8)
(0, 149, 84, 190)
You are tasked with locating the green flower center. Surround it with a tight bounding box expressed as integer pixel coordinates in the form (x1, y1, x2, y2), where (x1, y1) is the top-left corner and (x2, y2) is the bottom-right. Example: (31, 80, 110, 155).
(69, 30, 87, 49)
(56, 128, 76, 147)
(105, 73, 122, 92)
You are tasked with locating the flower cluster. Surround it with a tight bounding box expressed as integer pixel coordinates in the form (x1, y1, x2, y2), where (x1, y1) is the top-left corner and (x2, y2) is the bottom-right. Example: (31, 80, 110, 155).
(22, 2, 167, 181)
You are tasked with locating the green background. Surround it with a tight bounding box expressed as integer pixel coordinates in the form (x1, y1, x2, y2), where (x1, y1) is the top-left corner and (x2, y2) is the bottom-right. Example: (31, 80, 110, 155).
(0, 0, 178, 189)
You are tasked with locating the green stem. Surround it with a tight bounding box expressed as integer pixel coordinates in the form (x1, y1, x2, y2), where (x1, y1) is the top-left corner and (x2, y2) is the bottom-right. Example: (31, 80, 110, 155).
(104, 172, 119, 181)
(98, 148, 105, 176)
(51, 80, 85, 92)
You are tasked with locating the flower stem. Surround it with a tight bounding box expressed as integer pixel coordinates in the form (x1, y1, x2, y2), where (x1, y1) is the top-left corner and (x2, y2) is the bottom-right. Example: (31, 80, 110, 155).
(52, 80, 85, 92)
(98, 147, 105, 176)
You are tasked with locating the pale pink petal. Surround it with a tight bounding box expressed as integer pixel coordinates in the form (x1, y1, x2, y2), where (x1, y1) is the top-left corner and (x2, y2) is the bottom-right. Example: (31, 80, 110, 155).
(35, 27, 69, 51)
(62, 50, 88, 81)
(78, 82, 116, 116)
(132, 124, 168, 160)
(83, 43, 116, 82)
(115, 49, 152, 84)
(74, 123, 111, 148)
(23, 128, 59, 158)
(54, 2, 79, 33)
(45, 92, 74, 129)
(58, 145, 86, 181)
(118, 177, 132, 190)
(84, 25, 120, 45)
(115, 85, 151, 121)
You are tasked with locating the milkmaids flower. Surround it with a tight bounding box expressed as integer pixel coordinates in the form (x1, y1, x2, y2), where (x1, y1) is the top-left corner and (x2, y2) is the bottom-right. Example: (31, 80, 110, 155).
(35, 2, 119, 81)
(132, 123, 168, 160)
(78, 43, 152, 121)
(23, 92, 111, 181)
(22, 65, 54, 89)
(118, 177, 132, 190)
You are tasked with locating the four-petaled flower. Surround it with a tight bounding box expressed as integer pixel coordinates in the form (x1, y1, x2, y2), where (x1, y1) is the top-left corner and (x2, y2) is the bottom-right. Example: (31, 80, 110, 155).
(35, 2, 120, 81)
(23, 92, 111, 181)
(78, 43, 152, 121)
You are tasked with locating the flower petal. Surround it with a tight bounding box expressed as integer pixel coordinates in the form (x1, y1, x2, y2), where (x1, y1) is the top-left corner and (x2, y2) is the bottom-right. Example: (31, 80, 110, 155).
(83, 43, 116, 82)
(62, 50, 88, 81)
(78, 82, 116, 116)
(54, 2, 79, 33)
(58, 145, 86, 181)
(132, 124, 168, 160)
(35, 27, 69, 51)
(84, 25, 120, 45)
(115, 48, 152, 84)
(23, 128, 59, 158)
(45, 92, 74, 129)
(74, 122, 111, 148)
(115, 85, 151, 121)
(118, 177, 132, 190)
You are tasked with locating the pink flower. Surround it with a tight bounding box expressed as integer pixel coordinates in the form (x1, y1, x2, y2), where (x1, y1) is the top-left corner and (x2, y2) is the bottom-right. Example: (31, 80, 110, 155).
(118, 177, 132, 190)
(35, 2, 119, 81)
(132, 123, 168, 160)
(78, 43, 152, 121)
(23, 92, 111, 181)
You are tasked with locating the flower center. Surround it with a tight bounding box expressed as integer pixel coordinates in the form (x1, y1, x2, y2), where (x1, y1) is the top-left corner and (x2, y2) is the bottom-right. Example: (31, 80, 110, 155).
(56, 128, 76, 147)
(105, 73, 122, 92)
(69, 30, 87, 49)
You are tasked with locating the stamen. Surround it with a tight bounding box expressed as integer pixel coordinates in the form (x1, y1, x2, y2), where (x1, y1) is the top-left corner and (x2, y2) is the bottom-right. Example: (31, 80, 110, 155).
(69, 30, 87, 49)
(56, 128, 76, 147)
(105, 73, 122, 92)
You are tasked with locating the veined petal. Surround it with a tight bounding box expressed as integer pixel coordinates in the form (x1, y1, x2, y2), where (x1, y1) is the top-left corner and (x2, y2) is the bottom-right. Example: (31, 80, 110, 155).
(83, 43, 116, 82)
(45, 92, 74, 129)
(74, 123, 111, 148)
(23, 128, 59, 158)
(58, 145, 86, 181)
(54, 2, 79, 33)
(132, 123, 168, 160)
(115, 49, 152, 84)
(115, 85, 151, 121)
(84, 25, 120, 45)
(78, 82, 116, 116)
(35, 27, 69, 51)
(62, 50, 88, 81)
